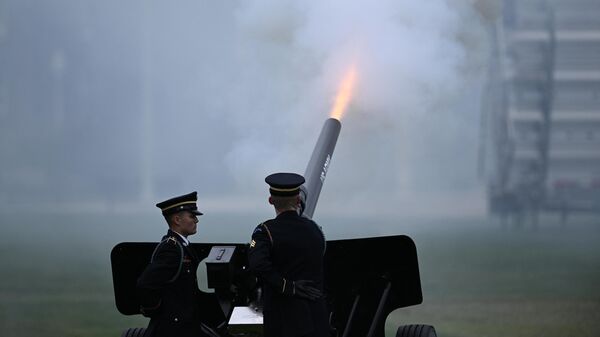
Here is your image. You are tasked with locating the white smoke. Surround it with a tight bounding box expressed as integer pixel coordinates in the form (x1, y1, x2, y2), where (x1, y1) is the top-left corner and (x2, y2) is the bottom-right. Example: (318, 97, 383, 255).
(219, 0, 490, 216)
(0, 0, 491, 220)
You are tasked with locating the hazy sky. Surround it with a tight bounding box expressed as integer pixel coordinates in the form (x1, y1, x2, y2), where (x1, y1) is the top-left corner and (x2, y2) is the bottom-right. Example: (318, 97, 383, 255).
(0, 0, 491, 218)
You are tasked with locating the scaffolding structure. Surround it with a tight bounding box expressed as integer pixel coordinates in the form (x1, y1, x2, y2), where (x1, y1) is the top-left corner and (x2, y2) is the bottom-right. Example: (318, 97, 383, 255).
(485, 0, 600, 225)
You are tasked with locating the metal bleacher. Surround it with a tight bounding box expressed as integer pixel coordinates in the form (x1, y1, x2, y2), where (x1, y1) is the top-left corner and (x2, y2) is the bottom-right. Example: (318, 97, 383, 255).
(486, 0, 600, 224)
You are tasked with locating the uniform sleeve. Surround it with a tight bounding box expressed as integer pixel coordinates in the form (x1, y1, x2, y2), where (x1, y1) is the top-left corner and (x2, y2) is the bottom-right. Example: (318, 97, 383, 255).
(138, 241, 182, 289)
(136, 241, 182, 313)
(248, 224, 293, 295)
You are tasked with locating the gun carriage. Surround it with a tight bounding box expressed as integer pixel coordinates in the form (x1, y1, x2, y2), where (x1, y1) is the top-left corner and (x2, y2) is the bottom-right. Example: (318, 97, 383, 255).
(111, 118, 437, 337)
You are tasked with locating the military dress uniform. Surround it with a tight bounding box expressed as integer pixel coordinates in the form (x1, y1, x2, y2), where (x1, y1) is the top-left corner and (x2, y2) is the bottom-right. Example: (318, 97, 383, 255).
(248, 173, 329, 337)
(137, 192, 219, 337)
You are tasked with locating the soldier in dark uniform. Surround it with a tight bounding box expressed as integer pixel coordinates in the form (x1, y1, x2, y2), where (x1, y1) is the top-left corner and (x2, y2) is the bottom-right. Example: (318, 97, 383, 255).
(248, 173, 329, 337)
(137, 192, 221, 337)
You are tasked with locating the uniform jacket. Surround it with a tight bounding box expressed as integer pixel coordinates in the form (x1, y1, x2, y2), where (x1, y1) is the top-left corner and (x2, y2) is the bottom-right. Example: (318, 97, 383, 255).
(248, 210, 329, 337)
(137, 230, 208, 337)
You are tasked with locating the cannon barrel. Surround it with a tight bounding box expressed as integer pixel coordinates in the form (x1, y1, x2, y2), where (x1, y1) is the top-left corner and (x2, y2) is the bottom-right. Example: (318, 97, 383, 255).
(301, 118, 342, 219)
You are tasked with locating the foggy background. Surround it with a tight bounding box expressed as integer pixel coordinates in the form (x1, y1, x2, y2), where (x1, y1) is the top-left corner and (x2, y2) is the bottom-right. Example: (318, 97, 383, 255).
(2, 1, 600, 337)
(0, 0, 490, 227)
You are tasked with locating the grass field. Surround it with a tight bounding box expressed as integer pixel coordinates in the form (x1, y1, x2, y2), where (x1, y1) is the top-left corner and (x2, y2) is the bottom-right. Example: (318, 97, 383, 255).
(0, 212, 598, 337)
(387, 214, 600, 337)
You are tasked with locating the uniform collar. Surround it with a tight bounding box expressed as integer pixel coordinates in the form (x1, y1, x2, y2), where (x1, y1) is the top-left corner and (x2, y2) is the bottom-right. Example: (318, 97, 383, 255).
(168, 229, 190, 246)
(276, 210, 298, 218)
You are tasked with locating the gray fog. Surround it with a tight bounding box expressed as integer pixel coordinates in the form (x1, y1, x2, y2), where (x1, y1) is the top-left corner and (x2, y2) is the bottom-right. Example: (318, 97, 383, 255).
(3, 3, 600, 336)
(0, 0, 491, 223)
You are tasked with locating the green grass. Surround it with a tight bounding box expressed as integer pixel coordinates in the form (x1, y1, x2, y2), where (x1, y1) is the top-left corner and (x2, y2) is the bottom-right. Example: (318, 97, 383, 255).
(387, 214, 600, 337)
(1, 212, 599, 337)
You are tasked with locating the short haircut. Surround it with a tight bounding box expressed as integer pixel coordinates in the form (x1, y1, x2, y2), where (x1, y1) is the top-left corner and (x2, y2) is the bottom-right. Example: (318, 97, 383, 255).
(164, 213, 178, 227)
(270, 195, 299, 211)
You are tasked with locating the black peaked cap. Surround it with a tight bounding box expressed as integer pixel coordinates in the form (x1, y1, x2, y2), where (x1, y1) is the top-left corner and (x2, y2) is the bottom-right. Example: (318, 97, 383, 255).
(156, 191, 203, 216)
(265, 173, 305, 196)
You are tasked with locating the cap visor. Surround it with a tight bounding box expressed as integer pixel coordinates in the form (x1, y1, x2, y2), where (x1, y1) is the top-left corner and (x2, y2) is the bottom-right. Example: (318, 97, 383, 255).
(192, 210, 203, 216)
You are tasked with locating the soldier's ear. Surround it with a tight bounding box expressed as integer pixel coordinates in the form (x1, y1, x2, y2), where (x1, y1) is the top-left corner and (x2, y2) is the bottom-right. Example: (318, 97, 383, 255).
(268, 196, 274, 205)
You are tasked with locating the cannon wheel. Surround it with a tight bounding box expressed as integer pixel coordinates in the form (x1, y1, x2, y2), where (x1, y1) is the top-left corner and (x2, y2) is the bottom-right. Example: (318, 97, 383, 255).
(120, 327, 146, 337)
(396, 324, 437, 337)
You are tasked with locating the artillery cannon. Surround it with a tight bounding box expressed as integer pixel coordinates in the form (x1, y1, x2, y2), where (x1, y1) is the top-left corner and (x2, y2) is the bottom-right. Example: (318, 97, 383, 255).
(111, 118, 437, 337)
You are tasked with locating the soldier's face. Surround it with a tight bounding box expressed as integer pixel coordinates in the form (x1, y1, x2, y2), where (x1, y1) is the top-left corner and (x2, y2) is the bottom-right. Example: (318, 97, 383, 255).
(173, 211, 198, 237)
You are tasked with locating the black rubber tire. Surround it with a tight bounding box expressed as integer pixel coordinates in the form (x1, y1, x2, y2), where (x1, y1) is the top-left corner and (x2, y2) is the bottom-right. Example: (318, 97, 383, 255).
(120, 327, 147, 337)
(396, 324, 437, 337)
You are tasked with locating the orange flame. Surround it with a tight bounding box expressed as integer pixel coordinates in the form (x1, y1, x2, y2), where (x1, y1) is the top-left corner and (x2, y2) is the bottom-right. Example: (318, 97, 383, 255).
(329, 65, 357, 120)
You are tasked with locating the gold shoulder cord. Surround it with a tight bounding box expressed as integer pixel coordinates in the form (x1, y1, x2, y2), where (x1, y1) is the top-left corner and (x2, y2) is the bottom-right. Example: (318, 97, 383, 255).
(261, 222, 274, 244)
(150, 238, 184, 283)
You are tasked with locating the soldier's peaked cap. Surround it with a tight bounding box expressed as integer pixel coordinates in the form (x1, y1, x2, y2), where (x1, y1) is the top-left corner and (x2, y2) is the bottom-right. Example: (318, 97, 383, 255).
(265, 173, 305, 196)
(156, 191, 203, 216)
